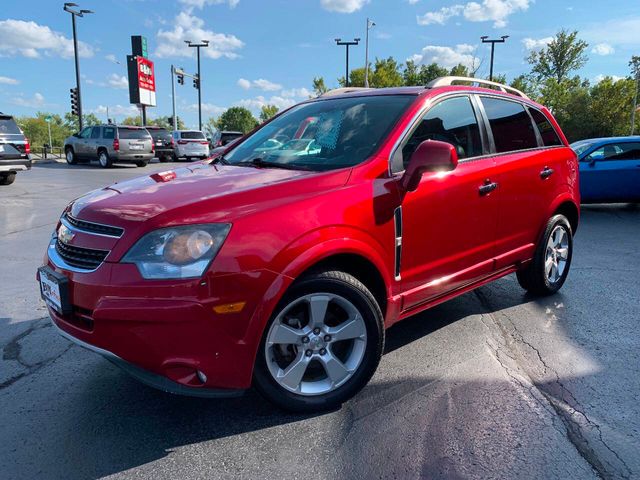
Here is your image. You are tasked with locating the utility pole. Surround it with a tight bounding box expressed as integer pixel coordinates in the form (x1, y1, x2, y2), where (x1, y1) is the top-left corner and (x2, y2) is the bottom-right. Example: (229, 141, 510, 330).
(480, 35, 509, 81)
(335, 38, 360, 87)
(171, 65, 177, 131)
(185, 40, 209, 131)
(63, 3, 93, 130)
(364, 18, 375, 88)
(630, 56, 640, 136)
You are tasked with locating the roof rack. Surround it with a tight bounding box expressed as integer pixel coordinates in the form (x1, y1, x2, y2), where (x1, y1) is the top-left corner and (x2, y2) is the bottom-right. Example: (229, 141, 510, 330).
(320, 87, 374, 97)
(426, 76, 529, 99)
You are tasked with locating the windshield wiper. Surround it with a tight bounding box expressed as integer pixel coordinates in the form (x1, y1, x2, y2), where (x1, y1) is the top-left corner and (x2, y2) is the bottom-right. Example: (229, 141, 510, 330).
(234, 157, 310, 171)
(210, 155, 229, 165)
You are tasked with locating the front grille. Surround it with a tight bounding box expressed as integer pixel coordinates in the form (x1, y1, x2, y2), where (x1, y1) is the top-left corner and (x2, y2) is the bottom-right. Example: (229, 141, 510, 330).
(55, 239, 109, 270)
(64, 213, 124, 238)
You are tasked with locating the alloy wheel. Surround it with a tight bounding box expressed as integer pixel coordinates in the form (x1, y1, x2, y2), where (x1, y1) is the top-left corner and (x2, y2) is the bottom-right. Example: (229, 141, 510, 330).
(264, 293, 367, 396)
(545, 225, 570, 284)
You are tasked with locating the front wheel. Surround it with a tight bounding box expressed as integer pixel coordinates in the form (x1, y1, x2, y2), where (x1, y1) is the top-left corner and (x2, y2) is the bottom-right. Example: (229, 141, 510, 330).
(253, 271, 384, 412)
(0, 173, 16, 185)
(517, 214, 573, 295)
(65, 148, 76, 165)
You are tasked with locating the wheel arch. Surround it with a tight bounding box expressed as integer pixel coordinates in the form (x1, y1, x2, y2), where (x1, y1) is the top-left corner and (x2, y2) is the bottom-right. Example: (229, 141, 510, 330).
(553, 200, 579, 234)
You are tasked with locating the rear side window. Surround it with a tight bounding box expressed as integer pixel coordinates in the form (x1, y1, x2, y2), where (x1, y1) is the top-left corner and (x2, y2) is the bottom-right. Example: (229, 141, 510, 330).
(481, 97, 538, 153)
(529, 108, 562, 146)
(181, 131, 205, 140)
(0, 117, 21, 135)
(90, 127, 100, 139)
(589, 143, 640, 161)
(118, 128, 149, 140)
(103, 127, 115, 139)
(395, 96, 482, 171)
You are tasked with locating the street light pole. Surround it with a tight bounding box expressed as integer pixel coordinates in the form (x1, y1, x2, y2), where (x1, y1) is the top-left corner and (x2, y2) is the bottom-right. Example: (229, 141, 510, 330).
(480, 35, 509, 81)
(185, 40, 209, 131)
(335, 38, 360, 87)
(364, 18, 375, 88)
(63, 3, 93, 131)
(171, 65, 177, 131)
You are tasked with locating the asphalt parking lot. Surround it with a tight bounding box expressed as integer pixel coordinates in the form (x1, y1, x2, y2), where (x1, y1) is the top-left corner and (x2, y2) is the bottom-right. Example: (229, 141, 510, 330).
(1, 161, 639, 479)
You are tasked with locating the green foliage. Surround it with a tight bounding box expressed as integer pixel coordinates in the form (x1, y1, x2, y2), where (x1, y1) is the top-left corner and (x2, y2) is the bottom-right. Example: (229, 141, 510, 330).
(312, 77, 328, 96)
(216, 106, 258, 134)
(203, 117, 218, 139)
(527, 29, 589, 83)
(260, 104, 279, 122)
(63, 112, 101, 133)
(403, 61, 449, 86)
(122, 116, 142, 126)
(339, 57, 404, 88)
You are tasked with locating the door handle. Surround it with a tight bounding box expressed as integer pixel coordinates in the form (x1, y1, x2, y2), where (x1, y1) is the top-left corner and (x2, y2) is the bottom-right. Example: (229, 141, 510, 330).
(478, 180, 498, 195)
(540, 166, 554, 179)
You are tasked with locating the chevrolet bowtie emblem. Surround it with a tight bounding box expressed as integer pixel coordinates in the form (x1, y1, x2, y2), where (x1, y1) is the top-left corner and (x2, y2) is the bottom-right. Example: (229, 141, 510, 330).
(58, 224, 75, 244)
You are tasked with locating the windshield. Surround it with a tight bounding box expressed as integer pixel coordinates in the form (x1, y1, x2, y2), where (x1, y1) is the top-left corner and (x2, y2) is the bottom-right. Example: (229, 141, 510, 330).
(223, 95, 415, 171)
(148, 129, 171, 141)
(570, 141, 593, 156)
(118, 128, 150, 140)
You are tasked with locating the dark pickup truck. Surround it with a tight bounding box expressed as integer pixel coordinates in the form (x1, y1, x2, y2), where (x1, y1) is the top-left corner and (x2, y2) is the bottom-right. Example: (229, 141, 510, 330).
(0, 113, 31, 185)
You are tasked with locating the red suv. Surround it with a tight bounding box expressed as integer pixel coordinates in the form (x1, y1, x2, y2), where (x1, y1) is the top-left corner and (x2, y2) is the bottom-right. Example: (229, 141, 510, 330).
(38, 78, 579, 412)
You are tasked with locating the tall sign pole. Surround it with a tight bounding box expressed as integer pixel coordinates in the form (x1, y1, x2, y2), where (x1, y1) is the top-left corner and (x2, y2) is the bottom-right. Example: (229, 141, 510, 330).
(480, 35, 509, 81)
(185, 40, 209, 131)
(364, 18, 375, 88)
(171, 65, 177, 131)
(335, 38, 360, 87)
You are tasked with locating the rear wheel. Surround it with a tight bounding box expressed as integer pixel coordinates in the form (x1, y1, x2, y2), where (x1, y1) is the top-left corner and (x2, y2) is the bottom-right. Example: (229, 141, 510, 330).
(65, 147, 77, 165)
(253, 271, 384, 412)
(98, 150, 112, 168)
(0, 173, 16, 185)
(159, 155, 170, 163)
(517, 214, 573, 295)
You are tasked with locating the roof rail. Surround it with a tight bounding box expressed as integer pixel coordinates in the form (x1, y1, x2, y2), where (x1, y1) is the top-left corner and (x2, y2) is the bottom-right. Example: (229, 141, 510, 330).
(426, 76, 529, 99)
(320, 87, 374, 97)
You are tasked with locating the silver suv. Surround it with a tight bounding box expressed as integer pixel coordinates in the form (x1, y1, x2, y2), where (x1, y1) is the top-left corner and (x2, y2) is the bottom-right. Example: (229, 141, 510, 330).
(64, 125, 154, 168)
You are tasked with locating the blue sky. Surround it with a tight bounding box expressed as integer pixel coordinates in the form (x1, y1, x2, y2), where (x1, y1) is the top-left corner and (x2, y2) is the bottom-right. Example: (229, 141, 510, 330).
(1, 0, 638, 129)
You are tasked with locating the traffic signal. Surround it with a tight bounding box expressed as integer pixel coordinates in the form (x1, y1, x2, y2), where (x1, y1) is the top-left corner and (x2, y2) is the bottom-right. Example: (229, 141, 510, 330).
(177, 73, 184, 85)
(70, 88, 79, 116)
(193, 75, 199, 89)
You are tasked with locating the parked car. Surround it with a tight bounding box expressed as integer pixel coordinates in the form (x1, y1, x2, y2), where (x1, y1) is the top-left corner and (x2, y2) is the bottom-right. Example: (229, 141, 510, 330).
(172, 130, 210, 160)
(64, 125, 154, 168)
(209, 136, 241, 157)
(216, 130, 243, 147)
(39, 77, 579, 412)
(0, 112, 31, 185)
(145, 126, 175, 162)
(571, 136, 640, 203)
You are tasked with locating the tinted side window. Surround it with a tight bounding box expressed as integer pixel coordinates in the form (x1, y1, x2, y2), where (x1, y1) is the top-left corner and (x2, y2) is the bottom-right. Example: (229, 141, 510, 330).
(103, 127, 115, 139)
(592, 142, 640, 161)
(481, 97, 538, 153)
(90, 127, 101, 139)
(529, 108, 562, 146)
(79, 127, 92, 138)
(395, 96, 482, 171)
(0, 117, 21, 135)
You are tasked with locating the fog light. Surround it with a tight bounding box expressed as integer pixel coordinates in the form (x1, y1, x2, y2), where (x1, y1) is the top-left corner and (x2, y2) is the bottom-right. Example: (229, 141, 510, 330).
(196, 370, 207, 384)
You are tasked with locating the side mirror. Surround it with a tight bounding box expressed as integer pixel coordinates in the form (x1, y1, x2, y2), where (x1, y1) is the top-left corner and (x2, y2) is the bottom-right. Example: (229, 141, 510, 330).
(400, 140, 458, 192)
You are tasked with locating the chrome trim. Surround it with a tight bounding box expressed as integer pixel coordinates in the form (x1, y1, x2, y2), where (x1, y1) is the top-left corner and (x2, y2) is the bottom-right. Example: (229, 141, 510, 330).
(50, 316, 244, 398)
(47, 237, 101, 273)
(62, 213, 124, 238)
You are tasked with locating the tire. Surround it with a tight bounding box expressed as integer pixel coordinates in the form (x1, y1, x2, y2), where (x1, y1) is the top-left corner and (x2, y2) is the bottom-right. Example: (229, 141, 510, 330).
(0, 173, 16, 185)
(135, 160, 149, 168)
(253, 270, 384, 412)
(517, 214, 573, 296)
(98, 149, 112, 168)
(65, 147, 77, 165)
(159, 155, 170, 163)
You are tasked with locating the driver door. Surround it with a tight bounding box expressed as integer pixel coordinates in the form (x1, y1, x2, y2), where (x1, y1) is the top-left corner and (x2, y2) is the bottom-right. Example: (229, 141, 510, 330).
(394, 95, 499, 309)
(75, 127, 92, 159)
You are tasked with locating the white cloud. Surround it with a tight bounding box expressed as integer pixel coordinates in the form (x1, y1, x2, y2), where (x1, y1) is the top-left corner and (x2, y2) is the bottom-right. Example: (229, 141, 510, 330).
(93, 104, 140, 117)
(105, 53, 118, 63)
(584, 16, 640, 47)
(107, 74, 128, 89)
(0, 19, 93, 59)
(236, 95, 296, 112)
(179, 0, 239, 8)
(0, 76, 19, 85)
(237, 78, 251, 89)
(280, 87, 312, 98)
(375, 32, 392, 40)
(409, 44, 479, 70)
(417, 6, 463, 25)
(155, 11, 244, 60)
(237, 78, 282, 91)
(187, 102, 227, 115)
(417, 0, 530, 28)
(522, 37, 553, 50)
(591, 43, 614, 56)
(320, 0, 368, 14)
(594, 74, 624, 84)
(408, 0, 420, 4)
(11, 92, 46, 108)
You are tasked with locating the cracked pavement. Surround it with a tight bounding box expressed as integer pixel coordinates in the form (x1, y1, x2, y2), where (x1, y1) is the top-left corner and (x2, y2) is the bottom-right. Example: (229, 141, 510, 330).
(1, 164, 639, 479)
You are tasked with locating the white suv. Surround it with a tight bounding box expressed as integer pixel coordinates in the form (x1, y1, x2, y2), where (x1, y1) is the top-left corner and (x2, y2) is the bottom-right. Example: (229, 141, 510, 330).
(172, 130, 210, 160)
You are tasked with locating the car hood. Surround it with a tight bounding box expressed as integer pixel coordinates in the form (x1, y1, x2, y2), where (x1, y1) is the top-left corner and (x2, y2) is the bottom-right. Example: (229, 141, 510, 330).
(69, 162, 345, 229)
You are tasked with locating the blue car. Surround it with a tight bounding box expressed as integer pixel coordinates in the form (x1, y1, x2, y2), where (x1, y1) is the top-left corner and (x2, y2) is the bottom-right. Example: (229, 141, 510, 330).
(571, 136, 640, 203)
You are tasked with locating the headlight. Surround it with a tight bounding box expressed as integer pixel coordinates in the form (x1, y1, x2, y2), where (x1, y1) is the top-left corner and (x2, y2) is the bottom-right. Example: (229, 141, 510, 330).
(122, 224, 231, 279)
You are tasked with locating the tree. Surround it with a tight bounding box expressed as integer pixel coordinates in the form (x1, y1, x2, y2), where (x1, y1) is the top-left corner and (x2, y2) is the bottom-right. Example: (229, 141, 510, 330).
(312, 77, 328, 96)
(216, 107, 258, 133)
(629, 56, 640, 135)
(64, 112, 100, 132)
(449, 64, 471, 78)
(339, 57, 404, 88)
(122, 116, 142, 126)
(260, 104, 279, 122)
(510, 75, 538, 98)
(203, 117, 218, 139)
(527, 30, 588, 83)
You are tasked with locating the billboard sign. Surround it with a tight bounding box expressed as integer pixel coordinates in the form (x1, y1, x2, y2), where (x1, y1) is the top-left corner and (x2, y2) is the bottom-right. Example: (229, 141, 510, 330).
(127, 55, 156, 106)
